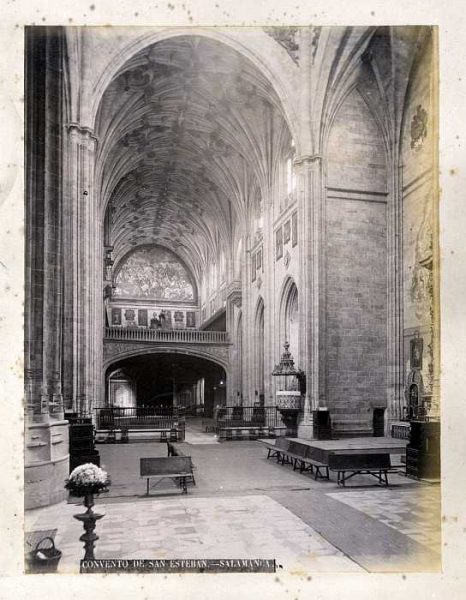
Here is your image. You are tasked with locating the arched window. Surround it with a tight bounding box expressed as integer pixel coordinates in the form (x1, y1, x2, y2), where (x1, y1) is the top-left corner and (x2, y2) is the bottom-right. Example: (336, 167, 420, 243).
(107, 369, 136, 408)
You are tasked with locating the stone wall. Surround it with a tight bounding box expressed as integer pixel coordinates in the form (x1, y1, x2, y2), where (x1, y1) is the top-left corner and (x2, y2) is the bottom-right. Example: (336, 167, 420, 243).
(325, 87, 388, 436)
(401, 31, 438, 416)
(25, 27, 69, 507)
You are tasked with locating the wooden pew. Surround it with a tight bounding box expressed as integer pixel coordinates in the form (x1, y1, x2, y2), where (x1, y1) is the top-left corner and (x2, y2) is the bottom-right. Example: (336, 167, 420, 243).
(140, 456, 193, 495)
(263, 437, 290, 462)
(166, 442, 196, 485)
(296, 445, 330, 480)
(328, 453, 394, 486)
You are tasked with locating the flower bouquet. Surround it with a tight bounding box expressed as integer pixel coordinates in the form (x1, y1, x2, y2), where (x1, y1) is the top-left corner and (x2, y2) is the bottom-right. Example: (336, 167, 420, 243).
(65, 463, 110, 497)
(65, 464, 111, 560)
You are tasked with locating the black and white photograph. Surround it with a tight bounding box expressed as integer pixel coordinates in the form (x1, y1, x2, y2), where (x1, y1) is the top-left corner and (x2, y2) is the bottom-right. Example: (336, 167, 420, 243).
(1, 2, 466, 599)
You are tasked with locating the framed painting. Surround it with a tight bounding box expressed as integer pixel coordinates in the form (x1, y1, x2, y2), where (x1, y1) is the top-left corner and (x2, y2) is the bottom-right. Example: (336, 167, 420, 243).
(186, 311, 196, 328)
(138, 308, 148, 326)
(111, 307, 122, 326)
(124, 308, 136, 323)
(174, 310, 184, 322)
(410, 336, 423, 370)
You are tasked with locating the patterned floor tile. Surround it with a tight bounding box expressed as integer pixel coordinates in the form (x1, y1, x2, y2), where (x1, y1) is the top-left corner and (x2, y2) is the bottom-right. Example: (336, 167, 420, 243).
(327, 486, 441, 553)
(26, 494, 362, 574)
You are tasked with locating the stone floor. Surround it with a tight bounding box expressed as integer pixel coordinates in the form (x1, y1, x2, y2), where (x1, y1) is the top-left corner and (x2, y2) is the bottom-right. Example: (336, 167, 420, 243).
(327, 487, 441, 553)
(25, 424, 441, 575)
(26, 495, 363, 574)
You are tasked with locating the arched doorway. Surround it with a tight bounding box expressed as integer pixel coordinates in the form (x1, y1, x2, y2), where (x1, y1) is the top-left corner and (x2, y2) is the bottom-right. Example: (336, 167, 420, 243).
(105, 353, 227, 418)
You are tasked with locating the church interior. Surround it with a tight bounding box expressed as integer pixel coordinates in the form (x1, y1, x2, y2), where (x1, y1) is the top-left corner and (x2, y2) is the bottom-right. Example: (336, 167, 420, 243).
(24, 25, 441, 573)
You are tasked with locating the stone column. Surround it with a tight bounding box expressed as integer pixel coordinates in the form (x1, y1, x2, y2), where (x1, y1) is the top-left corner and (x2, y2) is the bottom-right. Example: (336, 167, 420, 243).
(243, 231, 255, 407)
(226, 280, 242, 405)
(62, 123, 101, 418)
(386, 159, 405, 430)
(24, 26, 69, 508)
(295, 155, 324, 439)
(262, 191, 275, 408)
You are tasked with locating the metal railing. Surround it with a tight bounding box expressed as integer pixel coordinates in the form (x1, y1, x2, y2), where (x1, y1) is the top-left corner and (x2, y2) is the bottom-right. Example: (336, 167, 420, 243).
(391, 423, 411, 440)
(105, 327, 229, 344)
(95, 406, 185, 431)
(214, 406, 282, 428)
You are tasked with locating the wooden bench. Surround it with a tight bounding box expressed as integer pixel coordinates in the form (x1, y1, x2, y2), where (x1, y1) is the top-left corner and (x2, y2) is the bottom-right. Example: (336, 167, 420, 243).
(263, 439, 330, 480)
(140, 456, 193, 495)
(279, 440, 306, 469)
(264, 437, 290, 462)
(98, 427, 179, 443)
(328, 453, 394, 486)
(219, 426, 270, 441)
(295, 445, 330, 480)
(166, 442, 196, 485)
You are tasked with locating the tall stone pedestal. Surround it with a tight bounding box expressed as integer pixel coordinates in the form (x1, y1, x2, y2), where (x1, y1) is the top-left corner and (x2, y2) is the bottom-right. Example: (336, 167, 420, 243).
(297, 421, 315, 440)
(24, 419, 69, 509)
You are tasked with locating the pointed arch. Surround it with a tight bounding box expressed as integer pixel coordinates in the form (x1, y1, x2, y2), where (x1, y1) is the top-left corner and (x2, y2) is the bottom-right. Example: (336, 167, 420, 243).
(88, 29, 299, 150)
(325, 85, 388, 194)
(279, 277, 299, 364)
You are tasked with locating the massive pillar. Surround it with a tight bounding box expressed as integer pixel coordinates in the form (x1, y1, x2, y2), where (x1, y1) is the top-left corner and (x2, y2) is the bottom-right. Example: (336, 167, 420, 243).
(62, 123, 101, 417)
(296, 155, 324, 439)
(386, 157, 404, 428)
(24, 27, 69, 508)
(226, 279, 242, 405)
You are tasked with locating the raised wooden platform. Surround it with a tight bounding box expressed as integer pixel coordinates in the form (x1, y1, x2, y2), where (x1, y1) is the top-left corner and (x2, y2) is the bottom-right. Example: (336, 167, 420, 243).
(259, 436, 408, 467)
(285, 436, 408, 463)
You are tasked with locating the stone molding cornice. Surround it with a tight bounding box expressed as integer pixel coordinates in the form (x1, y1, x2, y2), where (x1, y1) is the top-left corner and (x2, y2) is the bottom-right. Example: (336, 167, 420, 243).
(293, 154, 321, 167)
(66, 123, 99, 145)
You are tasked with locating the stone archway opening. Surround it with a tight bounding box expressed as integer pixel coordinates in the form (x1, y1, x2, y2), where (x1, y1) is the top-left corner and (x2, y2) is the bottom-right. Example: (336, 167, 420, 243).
(105, 352, 227, 418)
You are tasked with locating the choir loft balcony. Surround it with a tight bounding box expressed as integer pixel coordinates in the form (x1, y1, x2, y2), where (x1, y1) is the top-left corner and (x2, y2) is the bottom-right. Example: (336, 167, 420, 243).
(104, 327, 229, 345)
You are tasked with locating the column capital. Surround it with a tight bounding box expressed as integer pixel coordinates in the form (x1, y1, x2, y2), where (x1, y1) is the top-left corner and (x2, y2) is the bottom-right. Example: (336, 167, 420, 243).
(66, 122, 99, 146)
(293, 154, 321, 167)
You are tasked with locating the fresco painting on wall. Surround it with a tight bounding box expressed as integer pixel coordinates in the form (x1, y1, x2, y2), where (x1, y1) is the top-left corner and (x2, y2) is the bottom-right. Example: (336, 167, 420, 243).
(114, 246, 195, 301)
(186, 311, 196, 327)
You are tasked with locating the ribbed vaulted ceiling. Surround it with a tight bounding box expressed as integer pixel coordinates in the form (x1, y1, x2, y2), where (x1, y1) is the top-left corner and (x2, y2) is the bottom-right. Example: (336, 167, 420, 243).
(96, 35, 291, 281)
